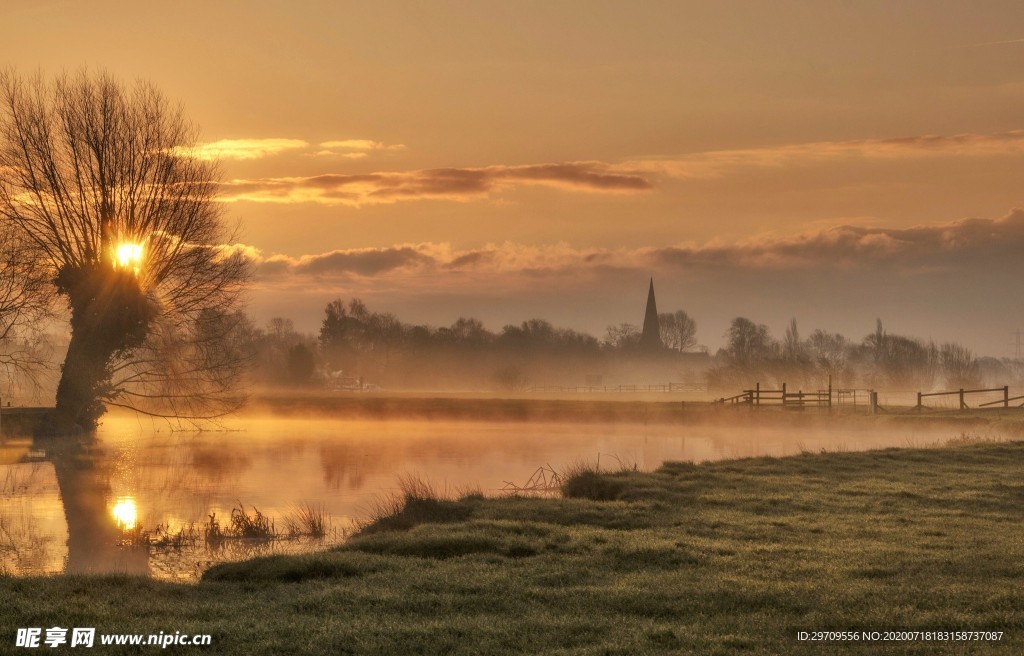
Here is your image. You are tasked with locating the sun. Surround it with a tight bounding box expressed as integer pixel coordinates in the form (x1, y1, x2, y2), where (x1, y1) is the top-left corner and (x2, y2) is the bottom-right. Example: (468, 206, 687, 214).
(115, 242, 144, 275)
(110, 497, 137, 531)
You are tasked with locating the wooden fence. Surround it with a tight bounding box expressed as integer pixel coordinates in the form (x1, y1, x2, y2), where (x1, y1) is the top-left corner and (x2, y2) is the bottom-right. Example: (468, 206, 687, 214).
(717, 382, 832, 408)
(718, 383, 1024, 413)
(914, 386, 1024, 410)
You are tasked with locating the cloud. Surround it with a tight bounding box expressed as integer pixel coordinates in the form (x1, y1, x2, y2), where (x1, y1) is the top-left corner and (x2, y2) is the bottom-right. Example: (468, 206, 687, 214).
(315, 150, 372, 159)
(647, 210, 1024, 271)
(961, 37, 1024, 48)
(319, 139, 406, 151)
(629, 130, 1024, 179)
(236, 244, 445, 278)
(174, 138, 310, 161)
(170, 137, 406, 161)
(237, 210, 1024, 282)
(202, 129, 1024, 205)
(287, 246, 436, 276)
(315, 139, 406, 158)
(216, 161, 653, 205)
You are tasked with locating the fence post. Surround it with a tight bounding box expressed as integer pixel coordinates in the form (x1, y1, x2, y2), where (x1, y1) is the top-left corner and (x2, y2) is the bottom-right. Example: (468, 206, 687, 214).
(959, 388, 966, 410)
(1004, 385, 1009, 408)
(828, 375, 832, 410)
(870, 390, 877, 415)
(916, 392, 922, 412)
(781, 382, 787, 406)
(755, 382, 760, 407)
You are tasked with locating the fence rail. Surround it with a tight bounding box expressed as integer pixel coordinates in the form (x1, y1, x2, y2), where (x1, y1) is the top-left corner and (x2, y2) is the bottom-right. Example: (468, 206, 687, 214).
(716, 382, 832, 408)
(718, 382, 1024, 413)
(915, 386, 1018, 410)
(835, 388, 873, 406)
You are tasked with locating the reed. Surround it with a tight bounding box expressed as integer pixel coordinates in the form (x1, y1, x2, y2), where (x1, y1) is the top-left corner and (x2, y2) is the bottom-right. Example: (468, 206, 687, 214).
(229, 504, 276, 539)
(286, 503, 327, 539)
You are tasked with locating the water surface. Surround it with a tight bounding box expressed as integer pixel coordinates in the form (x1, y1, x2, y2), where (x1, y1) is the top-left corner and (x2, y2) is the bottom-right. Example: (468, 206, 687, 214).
(0, 412, 978, 580)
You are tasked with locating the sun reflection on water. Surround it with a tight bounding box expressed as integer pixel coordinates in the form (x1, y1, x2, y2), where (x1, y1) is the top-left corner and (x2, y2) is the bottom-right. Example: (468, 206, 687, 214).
(111, 497, 137, 530)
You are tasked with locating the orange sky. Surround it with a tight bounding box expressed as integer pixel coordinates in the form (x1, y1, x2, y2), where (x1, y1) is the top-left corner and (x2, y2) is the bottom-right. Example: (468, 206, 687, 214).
(6, 0, 1024, 353)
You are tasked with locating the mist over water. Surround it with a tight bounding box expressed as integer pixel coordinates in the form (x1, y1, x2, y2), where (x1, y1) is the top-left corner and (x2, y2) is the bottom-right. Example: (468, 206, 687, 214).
(0, 409, 999, 581)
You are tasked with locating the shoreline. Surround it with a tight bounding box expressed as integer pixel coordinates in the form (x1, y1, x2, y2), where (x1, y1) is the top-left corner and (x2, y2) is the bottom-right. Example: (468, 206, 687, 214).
(3, 438, 1022, 654)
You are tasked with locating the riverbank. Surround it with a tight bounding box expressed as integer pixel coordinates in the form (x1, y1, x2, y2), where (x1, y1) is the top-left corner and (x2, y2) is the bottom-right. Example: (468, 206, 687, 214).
(249, 390, 1024, 429)
(2, 439, 1022, 654)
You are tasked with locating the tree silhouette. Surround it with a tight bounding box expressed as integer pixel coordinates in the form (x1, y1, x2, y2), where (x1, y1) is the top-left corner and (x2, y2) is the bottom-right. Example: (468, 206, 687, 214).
(0, 218, 53, 394)
(604, 323, 641, 350)
(724, 317, 775, 367)
(940, 342, 980, 389)
(0, 71, 249, 431)
(658, 310, 697, 352)
(806, 329, 850, 386)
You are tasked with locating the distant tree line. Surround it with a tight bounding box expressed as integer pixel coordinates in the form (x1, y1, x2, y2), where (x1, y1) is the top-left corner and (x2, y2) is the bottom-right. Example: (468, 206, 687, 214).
(707, 317, 1013, 392)
(232, 303, 1023, 393)
(237, 298, 704, 391)
(9, 295, 1014, 399)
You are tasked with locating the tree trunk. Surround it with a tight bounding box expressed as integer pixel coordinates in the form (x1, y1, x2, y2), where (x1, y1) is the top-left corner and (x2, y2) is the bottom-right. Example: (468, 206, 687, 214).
(52, 264, 155, 432)
(54, 327, 117, 431)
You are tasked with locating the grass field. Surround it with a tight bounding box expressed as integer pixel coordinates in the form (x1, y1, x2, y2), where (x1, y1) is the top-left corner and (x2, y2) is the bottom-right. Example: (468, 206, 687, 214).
(2, 439, 1022, 654)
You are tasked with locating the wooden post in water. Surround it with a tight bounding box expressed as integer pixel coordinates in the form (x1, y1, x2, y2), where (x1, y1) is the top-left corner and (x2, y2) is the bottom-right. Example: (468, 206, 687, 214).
(1004, 385, 1009, 408)
(782, 382, 787, 406)
(828, 375, 833, 410)
(916, 391, 923, 412)
(869, 390, 878, 415)
(755, 382, 760, 407)
(959, 388, 966, 410)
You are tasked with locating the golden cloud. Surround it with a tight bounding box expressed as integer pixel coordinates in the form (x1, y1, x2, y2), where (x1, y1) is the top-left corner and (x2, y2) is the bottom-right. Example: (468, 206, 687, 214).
(237, 210, 1024, 280)
(173, 138, 310, 161)
(216, 161, 653, 205)
(629, 130, 1024, 179)
(319, 139, 406, 151)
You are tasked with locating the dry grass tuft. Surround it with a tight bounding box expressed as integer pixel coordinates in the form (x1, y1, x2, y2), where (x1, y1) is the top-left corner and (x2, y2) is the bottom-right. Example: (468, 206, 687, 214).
(230, 504, 276, 539)
(286, 503, 328, 539)
(357, 473, 481, 534)
(943, 431, 1004, 447)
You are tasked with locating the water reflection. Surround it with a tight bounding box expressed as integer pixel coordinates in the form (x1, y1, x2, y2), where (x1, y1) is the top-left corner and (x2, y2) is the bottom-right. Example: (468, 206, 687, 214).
(0, 463, 61, 575)
(110, 498, 137, 530)
(46, 438, 150, 576)
(0, 413, 994, 580)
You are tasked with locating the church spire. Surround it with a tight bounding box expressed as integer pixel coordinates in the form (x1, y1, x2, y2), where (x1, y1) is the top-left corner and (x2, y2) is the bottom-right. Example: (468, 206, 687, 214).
(641, 277, 663, 350)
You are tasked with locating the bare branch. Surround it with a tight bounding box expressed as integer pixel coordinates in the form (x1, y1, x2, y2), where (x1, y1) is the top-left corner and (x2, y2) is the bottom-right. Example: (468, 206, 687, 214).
(0, 69, 250, 427)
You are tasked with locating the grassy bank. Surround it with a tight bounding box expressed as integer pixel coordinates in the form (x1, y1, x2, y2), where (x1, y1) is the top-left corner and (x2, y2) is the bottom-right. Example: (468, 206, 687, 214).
(3, 441, 1023, 654)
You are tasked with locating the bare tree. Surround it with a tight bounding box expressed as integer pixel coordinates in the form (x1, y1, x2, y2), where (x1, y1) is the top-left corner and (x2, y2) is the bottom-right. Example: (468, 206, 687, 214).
(806, 329, 850, 386)
(658, 310, 697, 352)
(858, 320, 938, 389)
(0, 218, 54, 396)
(0, 70, 249, 430)
(940, 342, 980, 389)
(781, 318, 807, 363)
(604, 323, 641, 350)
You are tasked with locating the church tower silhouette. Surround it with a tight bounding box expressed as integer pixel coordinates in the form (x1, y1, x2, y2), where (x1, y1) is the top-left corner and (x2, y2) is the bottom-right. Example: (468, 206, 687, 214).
(641, 278, 663, 350)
